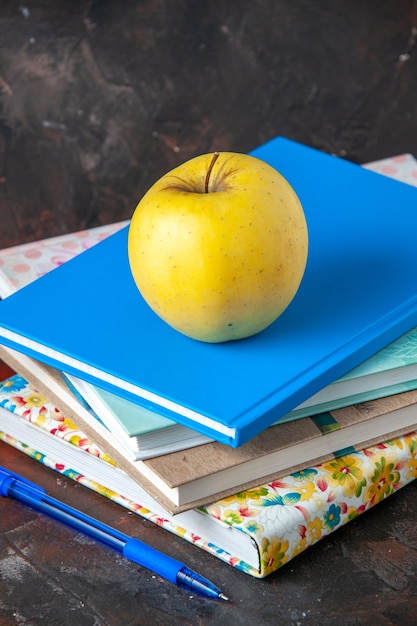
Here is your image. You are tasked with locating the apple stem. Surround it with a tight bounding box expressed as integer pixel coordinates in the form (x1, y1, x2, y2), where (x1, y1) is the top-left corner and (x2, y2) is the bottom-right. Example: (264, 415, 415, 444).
(205, 152, 220, 193)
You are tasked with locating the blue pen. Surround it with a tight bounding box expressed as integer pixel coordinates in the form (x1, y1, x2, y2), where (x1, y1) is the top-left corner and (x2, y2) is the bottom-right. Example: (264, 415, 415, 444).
(0, 466, 228, 601)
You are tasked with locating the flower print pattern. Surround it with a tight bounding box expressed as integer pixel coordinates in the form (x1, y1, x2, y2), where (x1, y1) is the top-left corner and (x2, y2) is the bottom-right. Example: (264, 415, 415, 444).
(0, 375, 27, 393)
(223, 509, 245, 526)
(323, 503, 341, 530)
(260, 537, 289, 575)
(291, 480, 316, 502)
(244, 519, 264, 535)
(0, 376, 112, 463)
(305, 517, 324, 544)
(0, 373, 416, 579)
(362, 453, 401, 506)
(403, 435, 417, 481)
(201, 431, 417, 577)
(215, 486, 269, 507)
(0, 221, 129, 292)
(291, 531, 307, 559)
(22, 392, 48, 409)
(290, 468, 318, 482)
(321, 454, 367, 498)
(405, 454, 417, 481)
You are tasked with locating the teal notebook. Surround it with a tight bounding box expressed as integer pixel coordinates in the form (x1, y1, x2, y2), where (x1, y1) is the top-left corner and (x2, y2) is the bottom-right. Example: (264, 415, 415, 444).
(284, 327, 417, 420)
(65, 373, 212, 459)
(1, 136, 417, 447)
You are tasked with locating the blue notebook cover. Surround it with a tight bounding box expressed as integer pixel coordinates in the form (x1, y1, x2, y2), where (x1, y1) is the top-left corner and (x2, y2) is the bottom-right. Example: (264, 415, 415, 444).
(1, 136, 417, 447)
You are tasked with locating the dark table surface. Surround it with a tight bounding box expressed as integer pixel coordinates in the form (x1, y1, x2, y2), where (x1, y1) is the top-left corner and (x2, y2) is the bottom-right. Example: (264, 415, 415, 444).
(1, 2, 417, 623)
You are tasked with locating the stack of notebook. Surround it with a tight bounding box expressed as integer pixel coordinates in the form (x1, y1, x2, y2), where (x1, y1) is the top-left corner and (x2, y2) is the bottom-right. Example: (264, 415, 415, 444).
(1, 137, 417, 578)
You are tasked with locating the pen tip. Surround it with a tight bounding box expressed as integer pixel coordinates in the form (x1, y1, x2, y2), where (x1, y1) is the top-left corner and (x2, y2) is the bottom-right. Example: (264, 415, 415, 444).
(219, 593, 229, 601)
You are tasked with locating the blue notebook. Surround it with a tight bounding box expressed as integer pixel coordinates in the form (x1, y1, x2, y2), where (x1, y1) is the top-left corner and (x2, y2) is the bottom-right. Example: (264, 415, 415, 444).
(1, 137, 417, 447)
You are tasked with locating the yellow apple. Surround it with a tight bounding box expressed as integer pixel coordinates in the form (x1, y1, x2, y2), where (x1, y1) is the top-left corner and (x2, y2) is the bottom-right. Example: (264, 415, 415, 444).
(128, 151, 308, 343)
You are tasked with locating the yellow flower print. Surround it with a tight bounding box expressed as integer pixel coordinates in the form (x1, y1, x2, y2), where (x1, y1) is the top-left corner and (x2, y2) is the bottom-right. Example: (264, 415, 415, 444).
(386, 437, 405, 450)
(68, 434, 82, 446)
(363, 452, 401, 506)
(223, 509, 244, 525)
(33, 413, 49, 428)
(305, 517, 323, 545)
(403, 434, 417, 480)
(321, 454, 366, 498)
(23, 392, 48, 409)
(63, 416, 78, 429)
(405, 453, 417, 481)
(294, 481, 316, 501)
(291, 534, 307, 558)
(90, 448, 115, 465)
(260, 537, 289, 575)
(174, 526, 187, 538)
(127, 502, 151, 515)
(216, 486, 269, 507)
(346, 504, 366, 520)
(87, 480, 119, 499)
(404, 433, 417, 455)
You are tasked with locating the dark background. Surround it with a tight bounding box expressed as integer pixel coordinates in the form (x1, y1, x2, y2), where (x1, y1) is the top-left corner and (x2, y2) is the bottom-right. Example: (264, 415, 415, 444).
(1, 2, 417, 624)
(0, 0, 417, 248)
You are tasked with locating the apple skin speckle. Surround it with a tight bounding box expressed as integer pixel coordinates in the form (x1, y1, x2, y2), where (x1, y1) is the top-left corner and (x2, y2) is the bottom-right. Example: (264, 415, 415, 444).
(128, 151, 308, 343)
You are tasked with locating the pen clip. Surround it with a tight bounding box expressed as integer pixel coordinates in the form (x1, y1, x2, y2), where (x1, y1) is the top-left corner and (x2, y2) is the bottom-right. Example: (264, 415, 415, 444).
(0, 466, 46, 497)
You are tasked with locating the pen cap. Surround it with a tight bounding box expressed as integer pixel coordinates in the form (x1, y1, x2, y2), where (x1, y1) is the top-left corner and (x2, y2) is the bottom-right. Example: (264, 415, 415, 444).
(0, 466, 46, 497)
(0, 468, 13, 496)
